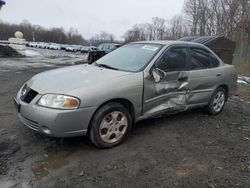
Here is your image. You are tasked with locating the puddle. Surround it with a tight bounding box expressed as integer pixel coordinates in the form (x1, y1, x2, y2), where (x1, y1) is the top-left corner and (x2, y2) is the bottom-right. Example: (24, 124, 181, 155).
(176, 162, 207, 177)
(32, 151, 71, 179)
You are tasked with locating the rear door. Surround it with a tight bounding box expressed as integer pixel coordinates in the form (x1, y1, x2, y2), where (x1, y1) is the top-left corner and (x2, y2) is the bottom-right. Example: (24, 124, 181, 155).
(187, 47, 225, 106)
(143, 46, 190, 117)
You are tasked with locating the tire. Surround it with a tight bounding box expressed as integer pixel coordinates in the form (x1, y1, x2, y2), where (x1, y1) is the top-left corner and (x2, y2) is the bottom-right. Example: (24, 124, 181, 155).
(88, 53, 94, 63)
(206, 87, 227, 115)
(89, 102, 132, 148)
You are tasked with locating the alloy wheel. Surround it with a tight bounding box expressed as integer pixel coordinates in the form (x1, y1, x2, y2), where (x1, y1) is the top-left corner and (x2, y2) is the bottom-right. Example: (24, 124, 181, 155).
(212, 91, 225, 112)
(99, 111, 128, 144)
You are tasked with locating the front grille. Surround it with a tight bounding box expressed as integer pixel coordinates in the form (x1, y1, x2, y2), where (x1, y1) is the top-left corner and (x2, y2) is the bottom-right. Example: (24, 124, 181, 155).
(19, 114, 39, 131)
(23, 89, 38, 103)
(20, 85, 38, 103)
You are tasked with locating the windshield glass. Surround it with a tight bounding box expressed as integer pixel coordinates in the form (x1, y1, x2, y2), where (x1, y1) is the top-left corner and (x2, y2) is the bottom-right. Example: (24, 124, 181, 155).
(96, 43, 162, 72)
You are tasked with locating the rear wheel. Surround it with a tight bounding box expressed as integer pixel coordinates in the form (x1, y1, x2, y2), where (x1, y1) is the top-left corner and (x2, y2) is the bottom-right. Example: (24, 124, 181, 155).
(206, 87, 227, 115)
(89, 103, 132, 148)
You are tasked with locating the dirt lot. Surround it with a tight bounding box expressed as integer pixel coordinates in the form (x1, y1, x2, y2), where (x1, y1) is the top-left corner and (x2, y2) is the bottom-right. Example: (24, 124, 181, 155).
(0, 49, 250, 188)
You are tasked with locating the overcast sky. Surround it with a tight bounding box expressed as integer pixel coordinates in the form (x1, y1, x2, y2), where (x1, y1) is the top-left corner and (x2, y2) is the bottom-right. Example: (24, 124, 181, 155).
(1, 0, 185, 39)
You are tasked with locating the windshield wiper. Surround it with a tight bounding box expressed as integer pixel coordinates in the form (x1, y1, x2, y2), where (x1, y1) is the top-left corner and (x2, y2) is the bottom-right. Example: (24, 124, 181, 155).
(96, 63, 119, 70)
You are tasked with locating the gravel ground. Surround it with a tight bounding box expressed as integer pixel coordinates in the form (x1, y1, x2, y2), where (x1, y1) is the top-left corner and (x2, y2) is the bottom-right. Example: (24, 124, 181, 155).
(0, 49, 250, 188)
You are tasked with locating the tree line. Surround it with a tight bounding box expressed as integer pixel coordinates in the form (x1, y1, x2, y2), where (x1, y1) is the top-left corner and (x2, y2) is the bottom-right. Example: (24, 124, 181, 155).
(0, 20, 86, 45)
(1, 0, 249, 48)
(123, 16, 189, 42)
(123, 0, 250, 47)
(89, 31, 119, 46)
(0, 20, 121, 46)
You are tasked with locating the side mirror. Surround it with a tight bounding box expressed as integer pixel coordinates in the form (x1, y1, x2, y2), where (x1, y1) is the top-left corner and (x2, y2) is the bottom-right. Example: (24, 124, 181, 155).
(152, 68, 166, 82)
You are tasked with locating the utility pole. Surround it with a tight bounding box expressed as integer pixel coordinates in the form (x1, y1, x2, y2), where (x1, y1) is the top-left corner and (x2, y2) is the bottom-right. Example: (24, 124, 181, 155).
(32, 31, 35, 42)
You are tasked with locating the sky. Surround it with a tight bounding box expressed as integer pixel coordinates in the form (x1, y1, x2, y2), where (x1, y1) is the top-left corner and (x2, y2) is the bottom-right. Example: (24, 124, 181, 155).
(0, 0, 185, 40)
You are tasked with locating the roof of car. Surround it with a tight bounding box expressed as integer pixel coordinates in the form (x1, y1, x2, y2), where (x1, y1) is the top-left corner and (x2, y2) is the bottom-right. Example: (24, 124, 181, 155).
(100, 43, 121, 46)
(178, 36, 224, 45)
(132, 40, 204, 47)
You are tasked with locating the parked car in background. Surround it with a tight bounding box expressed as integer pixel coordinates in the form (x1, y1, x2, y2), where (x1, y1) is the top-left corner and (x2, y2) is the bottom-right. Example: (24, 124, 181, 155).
(49, 43, 61, 50)
(26, 42, 33, 47)
(60, 44, 68, 50)
(14, 41, 237, 148)
(65, 45, 81, 52)
(27, 42, 38, 48)
(36, 43, 43, 48)
(80, 46, 97, 53)
(74, 45, 82, 51)
(88, 43, 121, 63)
(37, 42, 49, 49)
(61, 45, 70, 51)
(65, 45, 76, 52)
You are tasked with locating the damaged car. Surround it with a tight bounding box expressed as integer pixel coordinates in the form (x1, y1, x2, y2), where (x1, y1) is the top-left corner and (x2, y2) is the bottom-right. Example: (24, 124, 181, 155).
(14, 41, 237, 148)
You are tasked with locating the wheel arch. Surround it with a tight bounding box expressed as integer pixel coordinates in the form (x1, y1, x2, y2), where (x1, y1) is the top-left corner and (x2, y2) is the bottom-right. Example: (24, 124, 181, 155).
(87, 98, 136, 133)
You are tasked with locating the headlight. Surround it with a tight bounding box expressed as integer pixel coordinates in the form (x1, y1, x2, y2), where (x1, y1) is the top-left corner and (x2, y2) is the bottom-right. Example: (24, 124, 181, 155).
(37, 94, 80, 109)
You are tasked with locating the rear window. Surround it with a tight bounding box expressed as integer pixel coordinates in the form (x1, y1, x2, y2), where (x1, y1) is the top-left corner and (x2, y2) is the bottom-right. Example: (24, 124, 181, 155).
(189, 48, 210, 69)
(210, 53, 220, 67)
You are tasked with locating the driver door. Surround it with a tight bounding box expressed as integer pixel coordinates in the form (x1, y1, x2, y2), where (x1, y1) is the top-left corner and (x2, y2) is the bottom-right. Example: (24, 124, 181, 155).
(143, 46, 190, 117)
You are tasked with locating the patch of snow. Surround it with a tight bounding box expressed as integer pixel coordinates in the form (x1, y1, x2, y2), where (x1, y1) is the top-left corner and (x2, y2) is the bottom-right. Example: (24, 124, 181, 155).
(238, 75, 250, 86)
(237, 80, 248, 85)
(24, 50, 41, 57)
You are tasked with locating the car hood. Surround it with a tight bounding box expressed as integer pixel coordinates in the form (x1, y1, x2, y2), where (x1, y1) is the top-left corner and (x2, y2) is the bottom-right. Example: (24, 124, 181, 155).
(27, 64, 132, 94)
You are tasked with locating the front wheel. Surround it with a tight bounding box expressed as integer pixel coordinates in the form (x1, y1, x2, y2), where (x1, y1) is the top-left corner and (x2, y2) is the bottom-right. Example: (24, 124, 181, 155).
(206, 87, 227, 115)
(88, 53, 94, 63)
(89, 103, 132, 148)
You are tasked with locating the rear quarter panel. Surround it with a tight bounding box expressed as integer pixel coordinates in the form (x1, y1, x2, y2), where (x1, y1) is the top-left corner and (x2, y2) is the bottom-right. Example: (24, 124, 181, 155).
(223, 64, 237, 96)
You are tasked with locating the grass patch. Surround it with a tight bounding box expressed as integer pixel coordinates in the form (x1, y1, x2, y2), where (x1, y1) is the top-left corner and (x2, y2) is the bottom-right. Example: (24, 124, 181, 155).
(235, 63, 250, 76)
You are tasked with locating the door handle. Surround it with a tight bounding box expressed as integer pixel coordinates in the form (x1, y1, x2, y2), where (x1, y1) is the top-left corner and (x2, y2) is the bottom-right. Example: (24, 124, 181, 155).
(178, 76, 188, 82)
(217, 73, 222, 77)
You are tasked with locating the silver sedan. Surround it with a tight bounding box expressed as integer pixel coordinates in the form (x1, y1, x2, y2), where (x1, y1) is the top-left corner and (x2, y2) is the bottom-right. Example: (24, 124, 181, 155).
(14, 41, 237, 148)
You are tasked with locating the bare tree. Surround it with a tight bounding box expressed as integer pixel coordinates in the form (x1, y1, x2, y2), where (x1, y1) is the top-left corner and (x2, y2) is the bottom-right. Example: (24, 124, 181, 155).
(0, 20, 86, 44)
(90, 31, 116, 46)
(184, 0, 250, 45)
(123, 16, 189, 42)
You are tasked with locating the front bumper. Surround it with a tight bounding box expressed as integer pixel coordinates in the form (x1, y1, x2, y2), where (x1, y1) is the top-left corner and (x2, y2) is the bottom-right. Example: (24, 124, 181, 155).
(14, 94, 97, 137)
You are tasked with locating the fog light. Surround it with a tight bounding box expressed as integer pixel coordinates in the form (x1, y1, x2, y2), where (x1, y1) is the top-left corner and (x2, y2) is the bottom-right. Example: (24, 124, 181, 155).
(41, 126, 51, 135)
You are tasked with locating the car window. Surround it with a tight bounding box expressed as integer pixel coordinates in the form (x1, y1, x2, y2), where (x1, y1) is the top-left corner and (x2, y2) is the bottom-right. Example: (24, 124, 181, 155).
(189, 48, 210, 69)
(98, 44, 104, 50)
(104, 45, 110, 50)
(96, 43, 162, 72)
(155, 47, 187, 72)
(210, 53, 220, 67)
(109, 45, 116, 50)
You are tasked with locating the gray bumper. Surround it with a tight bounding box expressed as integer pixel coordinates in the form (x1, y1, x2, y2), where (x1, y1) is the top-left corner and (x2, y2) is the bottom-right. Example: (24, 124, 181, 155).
(15, 95, 97, 137)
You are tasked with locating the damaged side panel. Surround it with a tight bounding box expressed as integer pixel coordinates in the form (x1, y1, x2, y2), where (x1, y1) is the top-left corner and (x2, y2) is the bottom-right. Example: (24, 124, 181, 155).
(142, 71, 191, 117)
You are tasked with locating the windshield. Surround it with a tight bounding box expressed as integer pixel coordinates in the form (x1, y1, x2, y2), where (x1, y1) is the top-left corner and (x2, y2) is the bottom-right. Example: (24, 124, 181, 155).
(95, 43, 162, 72)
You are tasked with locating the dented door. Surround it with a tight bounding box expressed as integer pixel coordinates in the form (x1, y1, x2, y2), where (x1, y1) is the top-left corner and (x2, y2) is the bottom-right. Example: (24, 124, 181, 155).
(186, 47, 225, 105)
(143, 46, 189, 117)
